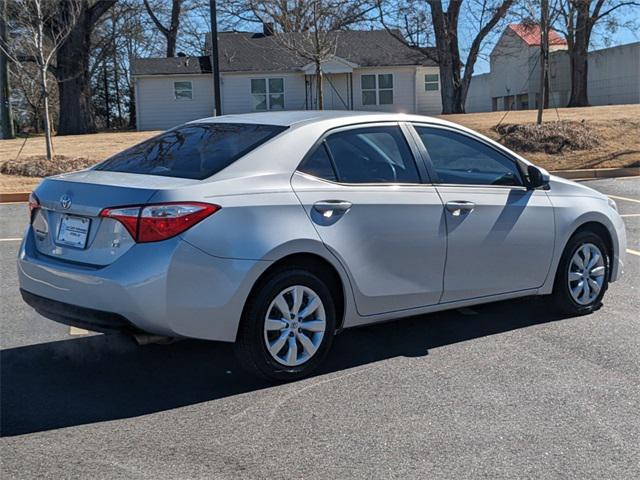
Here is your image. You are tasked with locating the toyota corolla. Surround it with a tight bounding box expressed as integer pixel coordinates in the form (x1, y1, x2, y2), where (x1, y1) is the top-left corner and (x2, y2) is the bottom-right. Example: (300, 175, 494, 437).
(18, 111, 626, 380)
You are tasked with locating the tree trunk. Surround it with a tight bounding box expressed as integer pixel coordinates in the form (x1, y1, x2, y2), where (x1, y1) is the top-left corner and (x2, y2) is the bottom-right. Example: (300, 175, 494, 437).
(55, 1, 115, 135)
(315, 60, 323, 110)
(128, 82, 136, 128)
(166, 30, 178, 58)
(0, 0, 14, 139)
(40, 66, 53, 160)
(537, 0, 549, 124)
(567, 1, 590, 107)
(56, 17, 96, 135)
(430, 0, 465, 114)
(103, 64, 110, 128)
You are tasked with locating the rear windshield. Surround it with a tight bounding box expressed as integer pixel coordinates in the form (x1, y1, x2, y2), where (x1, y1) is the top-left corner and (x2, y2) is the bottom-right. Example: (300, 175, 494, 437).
(95, 123, 287, 180)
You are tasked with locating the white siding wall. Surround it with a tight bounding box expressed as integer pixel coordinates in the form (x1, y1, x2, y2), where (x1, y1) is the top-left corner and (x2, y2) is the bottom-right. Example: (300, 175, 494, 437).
(489, 30, 533, 101)
(135, 74, 214, 131)
(221, 72, 307, 114)
(352, 66, 417, 113)
(465, 73, 492, 112)
(415, 66, 443, 115)
(587, 42, 640, 105)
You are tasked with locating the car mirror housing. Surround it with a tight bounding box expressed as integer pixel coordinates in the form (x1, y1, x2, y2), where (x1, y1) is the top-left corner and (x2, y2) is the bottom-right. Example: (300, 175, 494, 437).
(527, 165, 550, 190)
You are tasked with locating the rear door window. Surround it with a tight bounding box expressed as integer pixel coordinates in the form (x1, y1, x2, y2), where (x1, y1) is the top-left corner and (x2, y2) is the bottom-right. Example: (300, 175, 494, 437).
(95, 123, 287, 180)
(321, 126, 421, 184)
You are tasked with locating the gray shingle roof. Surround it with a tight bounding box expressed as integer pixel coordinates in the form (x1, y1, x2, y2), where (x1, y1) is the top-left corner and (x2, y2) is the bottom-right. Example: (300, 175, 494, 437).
(131, 56, 212, 76)
(131, 29, 436, 76)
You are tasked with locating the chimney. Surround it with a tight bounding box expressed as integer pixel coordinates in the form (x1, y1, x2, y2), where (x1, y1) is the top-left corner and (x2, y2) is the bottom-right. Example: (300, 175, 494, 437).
(263, 22, 274, 36)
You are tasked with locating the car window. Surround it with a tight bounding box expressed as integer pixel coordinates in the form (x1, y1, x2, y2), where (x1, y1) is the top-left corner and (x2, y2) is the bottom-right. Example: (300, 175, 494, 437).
(95, 123, 287, 180)
(414, 126, 523, 186)
(323, 126, 420, 184)
(298, 143, 337, 182)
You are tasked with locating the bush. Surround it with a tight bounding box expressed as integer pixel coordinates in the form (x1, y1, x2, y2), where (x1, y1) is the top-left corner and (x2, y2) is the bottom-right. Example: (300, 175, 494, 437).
(0, 155, 96, 177)
(495, 120, 600, 154)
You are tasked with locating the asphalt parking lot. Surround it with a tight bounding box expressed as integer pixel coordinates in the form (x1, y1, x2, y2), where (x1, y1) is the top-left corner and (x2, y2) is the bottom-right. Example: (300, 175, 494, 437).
(1, 177, 639, 479)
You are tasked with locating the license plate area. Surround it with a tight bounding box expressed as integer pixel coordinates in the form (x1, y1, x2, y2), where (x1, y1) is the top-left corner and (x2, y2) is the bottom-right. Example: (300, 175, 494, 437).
(57, 215, 91, 249)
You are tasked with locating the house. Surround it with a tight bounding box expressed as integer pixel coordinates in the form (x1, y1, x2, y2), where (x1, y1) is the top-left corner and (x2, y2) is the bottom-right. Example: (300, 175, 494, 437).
(466, 23, 640, 112)
(131, 28, 442, 131)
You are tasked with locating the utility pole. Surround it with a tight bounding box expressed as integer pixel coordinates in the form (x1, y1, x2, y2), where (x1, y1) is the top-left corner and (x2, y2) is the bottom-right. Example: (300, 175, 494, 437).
(209, 0, 222, 116)
(0, 0, 15, 139)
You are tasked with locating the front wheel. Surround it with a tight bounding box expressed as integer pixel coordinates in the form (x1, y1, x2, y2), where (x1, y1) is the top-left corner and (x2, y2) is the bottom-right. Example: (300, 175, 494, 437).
(234, 268, 336, 381)
(552, 230, 610, 315)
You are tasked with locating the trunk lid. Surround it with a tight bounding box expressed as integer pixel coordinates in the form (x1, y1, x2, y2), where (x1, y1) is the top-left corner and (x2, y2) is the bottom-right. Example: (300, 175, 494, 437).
(31, 171, 198, 266)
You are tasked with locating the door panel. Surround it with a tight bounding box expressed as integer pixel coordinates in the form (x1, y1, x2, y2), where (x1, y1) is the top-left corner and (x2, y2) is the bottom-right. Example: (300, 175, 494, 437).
(436, 185, 554, 302)
(292, 173, 446, 316)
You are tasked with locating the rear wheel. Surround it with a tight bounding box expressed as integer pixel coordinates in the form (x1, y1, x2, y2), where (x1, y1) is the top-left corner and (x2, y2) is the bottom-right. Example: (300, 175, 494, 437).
(552, 230, 609, 315)
(235, 268, 336, 381)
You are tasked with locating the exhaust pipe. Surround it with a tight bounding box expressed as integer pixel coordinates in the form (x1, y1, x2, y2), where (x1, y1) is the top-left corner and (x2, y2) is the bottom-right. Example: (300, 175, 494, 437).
(132, 333, 179, 346)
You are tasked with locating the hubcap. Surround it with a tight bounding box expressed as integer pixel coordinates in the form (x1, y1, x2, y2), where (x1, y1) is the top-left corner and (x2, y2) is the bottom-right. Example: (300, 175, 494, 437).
(263, 285, 326, 367)
(568, 243, 605, 306)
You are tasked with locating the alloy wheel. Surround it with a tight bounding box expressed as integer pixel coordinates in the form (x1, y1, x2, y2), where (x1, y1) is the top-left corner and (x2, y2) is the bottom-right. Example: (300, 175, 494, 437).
(263, 285, 327, 367)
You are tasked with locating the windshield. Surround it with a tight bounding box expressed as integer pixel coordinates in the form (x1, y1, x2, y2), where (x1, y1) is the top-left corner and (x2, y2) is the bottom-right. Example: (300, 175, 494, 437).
(95, 123, 287, 180)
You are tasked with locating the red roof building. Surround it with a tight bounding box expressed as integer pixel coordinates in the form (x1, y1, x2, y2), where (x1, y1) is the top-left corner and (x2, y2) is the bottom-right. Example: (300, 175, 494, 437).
(507, 23, 567, 47)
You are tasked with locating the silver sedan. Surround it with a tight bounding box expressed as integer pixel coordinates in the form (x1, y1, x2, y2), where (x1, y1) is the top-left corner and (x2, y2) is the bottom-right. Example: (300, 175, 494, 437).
(18, 111, 626, 380)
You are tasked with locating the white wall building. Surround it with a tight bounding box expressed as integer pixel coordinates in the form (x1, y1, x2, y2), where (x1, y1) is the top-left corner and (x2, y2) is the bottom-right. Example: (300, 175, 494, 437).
(466, 24, 640, 113)
(131, 29, 443, 131)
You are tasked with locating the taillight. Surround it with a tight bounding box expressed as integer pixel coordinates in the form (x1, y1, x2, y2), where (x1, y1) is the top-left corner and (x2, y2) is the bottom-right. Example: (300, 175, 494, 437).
(28, 192, 40, 222)
(28, 192, 40, 212)
(100, 202, 219, 243)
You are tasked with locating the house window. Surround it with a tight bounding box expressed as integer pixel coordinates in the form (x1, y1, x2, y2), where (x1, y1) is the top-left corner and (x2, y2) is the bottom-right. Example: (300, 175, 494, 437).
(424, 74, 439, 91)
(251, 78, 285, 111)
(361, 74, 394, 106)
(174, 81, 192, 100)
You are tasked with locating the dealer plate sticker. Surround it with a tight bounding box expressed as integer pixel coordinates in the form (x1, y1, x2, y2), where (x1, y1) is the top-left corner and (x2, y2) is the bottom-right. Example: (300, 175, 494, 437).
(57, 215, 90, 248)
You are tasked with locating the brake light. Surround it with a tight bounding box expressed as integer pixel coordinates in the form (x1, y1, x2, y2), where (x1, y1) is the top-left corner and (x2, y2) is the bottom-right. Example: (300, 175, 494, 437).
(100, 202, 219, 243)
(28, 192, 40, 213)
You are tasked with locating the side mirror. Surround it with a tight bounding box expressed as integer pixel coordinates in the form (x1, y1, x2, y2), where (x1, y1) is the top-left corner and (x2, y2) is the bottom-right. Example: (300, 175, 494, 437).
(527, 165, 550, 190)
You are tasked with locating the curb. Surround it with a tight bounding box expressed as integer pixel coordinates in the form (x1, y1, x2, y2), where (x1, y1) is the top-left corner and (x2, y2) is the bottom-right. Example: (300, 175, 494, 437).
(0, 192, 30, 203)
(0, 168, 638, 204)
(551, 167, 639, 180)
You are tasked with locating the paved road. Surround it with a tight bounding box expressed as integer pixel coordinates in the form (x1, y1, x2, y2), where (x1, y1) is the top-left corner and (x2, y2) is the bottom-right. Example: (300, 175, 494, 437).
(1, 178, 639, 479)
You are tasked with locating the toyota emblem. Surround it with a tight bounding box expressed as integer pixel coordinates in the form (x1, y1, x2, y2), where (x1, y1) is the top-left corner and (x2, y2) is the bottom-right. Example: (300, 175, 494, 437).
(60, 194, 72, 209)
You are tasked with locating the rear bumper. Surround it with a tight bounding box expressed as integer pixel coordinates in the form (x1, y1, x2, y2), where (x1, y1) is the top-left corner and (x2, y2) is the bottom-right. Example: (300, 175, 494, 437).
(18, 227, 270, 341)
(20, 289, 138, 334)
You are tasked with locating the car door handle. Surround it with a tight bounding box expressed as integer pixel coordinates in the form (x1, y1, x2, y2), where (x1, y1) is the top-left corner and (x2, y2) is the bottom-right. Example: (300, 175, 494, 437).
(313, 200, 352, 217)
(445, 200, 475, 216)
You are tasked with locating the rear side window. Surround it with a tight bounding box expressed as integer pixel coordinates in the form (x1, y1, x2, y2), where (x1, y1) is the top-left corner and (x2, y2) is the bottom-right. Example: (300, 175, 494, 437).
(95, 123, 287, 180)
(310, 126, 420, 184)
(298, 143, 337, 182)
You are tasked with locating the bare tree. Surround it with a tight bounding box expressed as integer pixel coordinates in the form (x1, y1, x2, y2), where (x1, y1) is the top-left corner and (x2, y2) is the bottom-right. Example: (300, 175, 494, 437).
(1, 0, 81, 159)
(225, 0, 373, 109)
(10, 62, 59, 133)
(379, 0, 516, 114)
(143, 0, 186, 57)
(557, 0, 640, 107)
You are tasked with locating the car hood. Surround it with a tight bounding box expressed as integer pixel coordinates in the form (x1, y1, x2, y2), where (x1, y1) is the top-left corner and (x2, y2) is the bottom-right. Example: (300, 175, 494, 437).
(547, 175, 608, 200)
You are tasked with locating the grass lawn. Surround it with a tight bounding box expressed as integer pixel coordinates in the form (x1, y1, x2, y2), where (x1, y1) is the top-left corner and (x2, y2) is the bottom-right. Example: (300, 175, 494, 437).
(1, 104, 638, 193)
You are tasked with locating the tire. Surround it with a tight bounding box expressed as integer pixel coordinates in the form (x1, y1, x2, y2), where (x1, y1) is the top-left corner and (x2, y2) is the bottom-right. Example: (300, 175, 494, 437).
(552, 230, 610, 316)
(234, 268, 336, 381)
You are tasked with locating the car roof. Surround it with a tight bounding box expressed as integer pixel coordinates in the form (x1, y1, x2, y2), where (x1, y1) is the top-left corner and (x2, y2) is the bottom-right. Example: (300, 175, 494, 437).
(189, 110, 455, 128)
